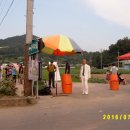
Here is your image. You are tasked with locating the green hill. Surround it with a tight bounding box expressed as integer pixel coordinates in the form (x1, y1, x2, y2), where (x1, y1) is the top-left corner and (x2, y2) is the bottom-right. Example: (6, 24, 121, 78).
(0, 35, 130, 67)
(0, 35, 38, 56)
(0, 35, 83, 64)
(0, 35, 26, 56)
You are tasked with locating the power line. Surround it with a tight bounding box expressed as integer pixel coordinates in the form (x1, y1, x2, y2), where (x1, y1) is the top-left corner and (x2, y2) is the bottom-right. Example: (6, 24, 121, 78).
(0, 0, 7, 17)
(0, 0, 14, 27)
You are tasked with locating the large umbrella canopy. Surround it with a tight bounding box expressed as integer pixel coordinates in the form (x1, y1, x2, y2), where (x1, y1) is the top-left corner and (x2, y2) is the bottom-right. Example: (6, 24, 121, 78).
(41, 35, 82, 56)
(117, 52, 130, 60)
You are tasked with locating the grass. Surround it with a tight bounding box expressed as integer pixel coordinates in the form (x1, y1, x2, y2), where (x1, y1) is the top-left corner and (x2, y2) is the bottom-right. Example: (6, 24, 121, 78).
(41, 67, 130, 84)
(91, 68, 130, 74)
(42, 67, 81, 82)
(118, 69, 130, 74)
(88, 78, 107, 84)
(91, 69, 106, 74)
(41, 67, 108, 83)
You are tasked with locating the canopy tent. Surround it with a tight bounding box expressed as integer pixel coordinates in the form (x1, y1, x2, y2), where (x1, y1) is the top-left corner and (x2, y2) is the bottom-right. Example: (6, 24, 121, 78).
(117, 52, 130, 60)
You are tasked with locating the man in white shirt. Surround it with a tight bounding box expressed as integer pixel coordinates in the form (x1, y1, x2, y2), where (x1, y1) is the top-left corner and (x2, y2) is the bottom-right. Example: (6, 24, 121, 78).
(110, 63, 118, 74)
(80, 59, 91, 95)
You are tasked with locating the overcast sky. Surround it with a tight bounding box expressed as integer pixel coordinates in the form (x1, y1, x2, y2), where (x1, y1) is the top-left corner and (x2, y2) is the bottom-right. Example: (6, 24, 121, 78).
(0, 0, 130, 52)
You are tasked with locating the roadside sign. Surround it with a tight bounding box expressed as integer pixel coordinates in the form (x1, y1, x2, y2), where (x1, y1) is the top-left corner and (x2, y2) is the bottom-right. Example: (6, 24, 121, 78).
(29, 39, 39, 55)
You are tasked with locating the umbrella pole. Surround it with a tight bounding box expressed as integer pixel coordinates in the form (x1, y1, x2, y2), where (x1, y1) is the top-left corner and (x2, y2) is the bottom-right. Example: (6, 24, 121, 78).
(56, 82, 57, 95)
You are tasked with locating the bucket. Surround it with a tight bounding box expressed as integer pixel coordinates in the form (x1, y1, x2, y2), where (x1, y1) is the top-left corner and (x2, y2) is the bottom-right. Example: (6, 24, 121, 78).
(61, 74, 72, 94)
(109, 74, 119, 90)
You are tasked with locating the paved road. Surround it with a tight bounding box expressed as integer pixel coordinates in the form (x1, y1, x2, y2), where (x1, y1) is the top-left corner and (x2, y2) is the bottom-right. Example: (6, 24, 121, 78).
(0, 83, 130, 130)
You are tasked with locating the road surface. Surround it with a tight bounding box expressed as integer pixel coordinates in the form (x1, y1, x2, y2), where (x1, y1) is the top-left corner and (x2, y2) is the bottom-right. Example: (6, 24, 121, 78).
(0, 83, 130, 130)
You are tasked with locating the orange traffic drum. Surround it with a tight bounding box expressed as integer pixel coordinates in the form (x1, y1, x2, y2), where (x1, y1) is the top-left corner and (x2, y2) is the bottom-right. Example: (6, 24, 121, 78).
(62, 74, 72, 94)
(109, 74, 119, 90)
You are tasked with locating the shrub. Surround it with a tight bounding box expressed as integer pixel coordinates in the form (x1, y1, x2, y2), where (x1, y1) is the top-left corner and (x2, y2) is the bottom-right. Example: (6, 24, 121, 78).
(0, 79, 16, 96)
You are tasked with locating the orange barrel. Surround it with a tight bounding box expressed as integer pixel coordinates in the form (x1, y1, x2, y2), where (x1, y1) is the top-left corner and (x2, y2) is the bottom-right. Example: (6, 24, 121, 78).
(109, 74, 119, 90)
(61, 74, 72, 94)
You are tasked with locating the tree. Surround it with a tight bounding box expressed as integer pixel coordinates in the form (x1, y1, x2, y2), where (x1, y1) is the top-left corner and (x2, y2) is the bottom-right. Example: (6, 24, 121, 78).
(100, 37, 130, 66)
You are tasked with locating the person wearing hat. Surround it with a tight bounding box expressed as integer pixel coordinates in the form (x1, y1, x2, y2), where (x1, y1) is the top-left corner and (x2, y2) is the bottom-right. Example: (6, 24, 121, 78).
(47, 61, 56, 88)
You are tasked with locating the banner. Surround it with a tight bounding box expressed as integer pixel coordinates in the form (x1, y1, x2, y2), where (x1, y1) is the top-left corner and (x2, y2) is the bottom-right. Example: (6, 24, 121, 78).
(28, 54, 39, 81)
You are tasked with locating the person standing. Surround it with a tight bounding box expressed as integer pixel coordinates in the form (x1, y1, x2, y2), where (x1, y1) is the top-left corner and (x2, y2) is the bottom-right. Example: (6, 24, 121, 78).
(18, 64, 24, 84)
(65, 61, 70, 74)
(80, 59, 91, 95)
(2, 67, 6, 79)
(110, 63, 118, 74)
(47, 61, 56, 88)
(12, 66, 17, 83)
(6, 65, 12, 79)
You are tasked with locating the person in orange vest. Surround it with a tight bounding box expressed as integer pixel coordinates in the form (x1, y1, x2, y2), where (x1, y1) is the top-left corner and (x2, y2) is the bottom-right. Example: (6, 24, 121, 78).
(47, 61, 56, 88)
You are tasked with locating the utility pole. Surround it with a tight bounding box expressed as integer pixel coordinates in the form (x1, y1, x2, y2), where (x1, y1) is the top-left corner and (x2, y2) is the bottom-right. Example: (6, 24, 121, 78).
(24, 0, 34, 96)
(101, 52, 102, 69)
(100, 49, 103, 69)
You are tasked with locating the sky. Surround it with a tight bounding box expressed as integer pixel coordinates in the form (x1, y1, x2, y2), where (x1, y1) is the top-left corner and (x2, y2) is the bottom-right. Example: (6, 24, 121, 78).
(0, 0, 130, 52)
